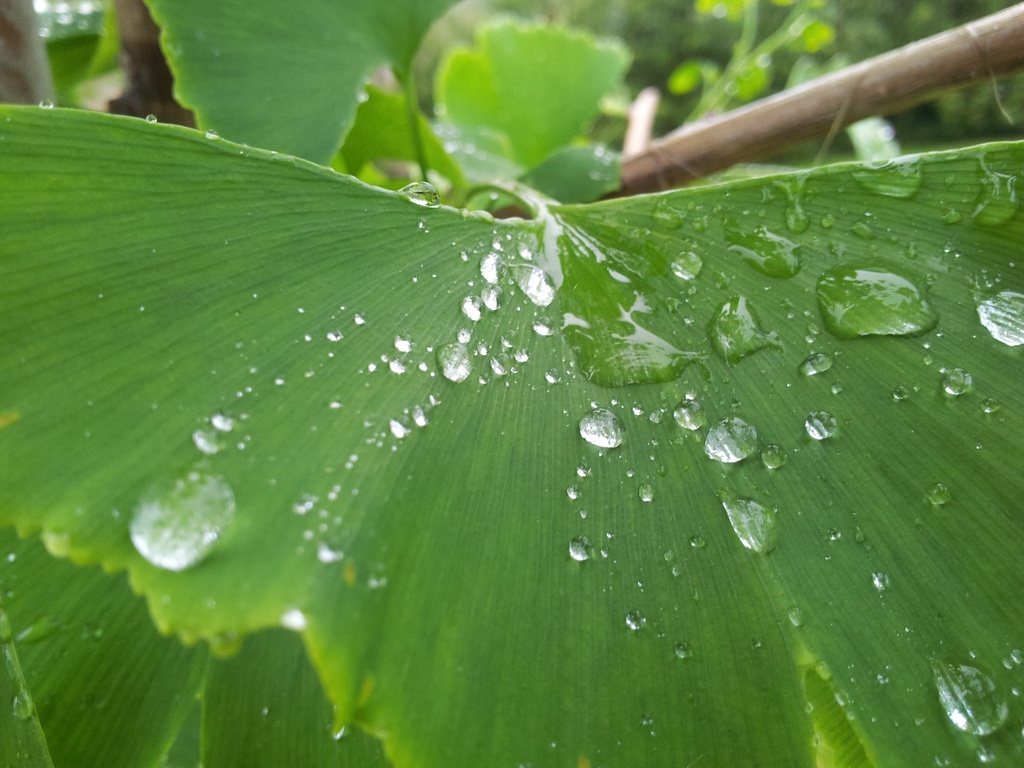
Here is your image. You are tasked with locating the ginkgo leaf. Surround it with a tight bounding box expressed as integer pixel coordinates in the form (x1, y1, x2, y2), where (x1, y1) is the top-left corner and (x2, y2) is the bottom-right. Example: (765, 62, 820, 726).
(2, 107, 1023, 767)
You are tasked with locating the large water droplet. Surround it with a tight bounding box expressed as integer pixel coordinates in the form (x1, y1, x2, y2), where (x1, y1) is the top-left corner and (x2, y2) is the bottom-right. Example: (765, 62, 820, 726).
(816, 264, 938, 340)
(511, 265, 555, 307)
(673, 399, 706, 431)
(709, 296, 781, 363)
(798, 352, 833, 376)
(437, 343, 471, 383)
(130, 471, 235, 571)
(933, 661, 1009, 736)
(569, 535, 592, 562)
(851, 157, 923, 198)
(670, 252, 703, 281)
(704, 417, 758, 463)
(721, 496, 777, 553)
(579, 408, 624, 449)
(399, 181, 440, 208)
(804, 411, 837, 440)
(941, 368, 972, 396)
(726, 225, 801, 278)
(761, 443, 786, 469)
(977, 291, 1024, 346)
(972, 161, 1018, 226)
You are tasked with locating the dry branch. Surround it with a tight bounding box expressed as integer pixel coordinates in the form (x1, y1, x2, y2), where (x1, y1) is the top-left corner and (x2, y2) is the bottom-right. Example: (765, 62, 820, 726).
(619, 3, 1024, 195)
(0, 0, 54, 105)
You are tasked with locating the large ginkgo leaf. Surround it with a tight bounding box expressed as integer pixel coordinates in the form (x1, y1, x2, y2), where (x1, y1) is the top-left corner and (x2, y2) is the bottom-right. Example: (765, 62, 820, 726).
(1, 107, 1023, 767)
(145, 0, 458, 162)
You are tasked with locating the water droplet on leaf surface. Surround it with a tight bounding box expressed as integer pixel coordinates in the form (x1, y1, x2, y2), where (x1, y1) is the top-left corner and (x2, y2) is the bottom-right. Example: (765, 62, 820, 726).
(709, 296, 781, 363)
(927, 482, 951, 506)
(673, 399, 705, 431)
(851, 157, 923, 198)
(804, 411, 837, 440)
(130, 471, 235, 571)
(816, 264, 938, 340)
(512, 265, 555, 307)
(579, 408, 624, 449)
(933, 661, 1008, 736)
(761, 444, 786, 469)
(721, 497, 777, 553)
(725, 225, 801, 278)
(798, 352, 833, 376)
(437, 343, 471, 383)
(941, 368, 972, 396)
(670, 252, 703, 281)
(972, 162, 1018, 226)
(625, 610, 646, 630)
(398, 181, 440, 208)
(569, 536, 592, 562)
(705, 417, 758, 463)
(977, 291, 1024, 346)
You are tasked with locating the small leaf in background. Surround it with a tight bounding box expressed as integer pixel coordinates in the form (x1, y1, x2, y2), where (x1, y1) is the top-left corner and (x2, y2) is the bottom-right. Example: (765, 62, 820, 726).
(797, 19, 835, 53)
(518, 145, 620, 204)
(435, 20, 630, 169)
(667, 59, 707, 95)
(733, 58, 771, 100)
(145, 0, 459, 163)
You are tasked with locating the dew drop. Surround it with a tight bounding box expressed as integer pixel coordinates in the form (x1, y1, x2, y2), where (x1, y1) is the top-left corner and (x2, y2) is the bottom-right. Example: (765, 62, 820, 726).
(709, 296, 780, 363)
(816, 264, 938, 340)
(673, 641, 692, 659)
(533, 316, 556, 336)
(130, 471, 235, 572)
(670, 252, 703, 281)
(579, 408, 625, 449)
(972, 161, 1018, 226)
(460, 295, 482, 322)
(851, 157, 923, 198)
(512, 265, 555, 307)
(977, 291, 1024, 346)
(941, 368, 972, 396)
(981, 398, 1000, 414)
(437, 343, 471, 383)
(761, 443, 786, 469)
(721, 497, 777, 553)
(625, 610, 646, 631)
(568, 535, 592, 562)
(651, 197, 685, 228)
(927, 482, 951, 506)
(399, 181, 440, 208)
(672, 399, 706, 431)
(933, 661, 1009, 736)
(726, 225, 801, 278)
(804, 411, 837, 440)
(788, 606, 804, 627)
(689, 535, 706, 548)
(11, 690, 34, 721)
(638, 484, 655, 503)
(704, 417, 758, 463)
(192, 428, 221, 455)
(798, 352, 833, 376)
(871, 571, 889, 592)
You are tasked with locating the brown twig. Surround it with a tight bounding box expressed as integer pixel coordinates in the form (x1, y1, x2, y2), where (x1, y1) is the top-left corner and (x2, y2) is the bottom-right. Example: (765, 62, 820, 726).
(0, 0, 54, 105)
(619, 2, 1024, 195)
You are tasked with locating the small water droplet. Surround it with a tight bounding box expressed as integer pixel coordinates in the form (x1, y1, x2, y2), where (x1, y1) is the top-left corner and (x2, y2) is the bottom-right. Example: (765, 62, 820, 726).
(816, 264, 938, 340)
(798, 352, 833, 376)
(130, 471, 235, 572)
(625, 610, 646, 631)
(512, 265, 555, 307)
(709, 296, 780, 363)
(461, 295, 482, 322)
(704, 417, 758, 463)
(192, 428, 221, 455)
(651, 197, 685, 228)
(205, 129, 219, 140)
(689, 535, 706, 549)
(804, 411, 837, 440)
(670, 252, 703, 280)
(726, 225, 801, 278)
(942, 208, 962, 225)
(788, 606, 804, 627)
(673, 641, 692, 659)
(761, 443, 786, 469)
(145, 114, 158, 123)
(977, 291, 1024, 346)
(972, 161, 1018, 226)
(721, 496, 777, 553)
(852, 157, 923, 198)
(399, 181, 440, 208)
(981, 398, 1000, 414)
(569, 535, 592, 562)
(933, 661, 1009, 735)
(38, 99, 54, 109)
(579, 408, 625, 449)
(927, 482, 951, 506)
(892, 385, 910, 401)
(672, 399, 705, 431)
(11, 690, 34, 720)
(638, 484, 655, 502)
(871, 571, 889, 591)
(437, 343, 471, 383)
(941, 368, 972, 396)
(533, 316, 556, 336)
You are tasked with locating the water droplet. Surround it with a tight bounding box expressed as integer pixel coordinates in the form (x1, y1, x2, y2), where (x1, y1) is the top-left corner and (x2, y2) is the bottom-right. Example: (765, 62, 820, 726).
(130, 471, 235, 572)
(512, 265, 555, 307)
(673, 641, 692, 659)
(651, 197, 684, 228)
(892, 385, 910, 401)
(460, 295, 482, 322)
(11, 690, 34, 720)
(280, 609, 307, 631)
(943, 208, 963, 225)
(638, 484, 654, 502)
(941, 368, 972, 396)
(972, 161, 1018, 226)
(437, 343, 471, 383)
(704, 417, 758, 463)
(192, 428, 221, 455)
(851, 157, 923, 198)
(145, 114, 158, 123)
(871, 571, 889, 591)
(850, 221, 875, 239)
(798, 352, 833, 376)
(211, 413, 234, 432)
(625, 610, 646, 630)
(388, 419, 411, 439)
(38, 99, 54, 109)
(689, 535, 706, 548)
(721, 496, 777, 553)
(399, 181, 440, 208)
(977, 291, 1024, 346)
(204, 129, 219, 140)
(317, 541, 344, 563)
(761, 443, 786, 469)
(927, 482, 951, 506)
(788, 606, 804, 627)
(568, 536, 592, 562)
(672, 399, 705, 431)
(709, 296, 781, 363)
(804, 411, 837, 440)
(579, 408, 624, 449)
(981, 397, 1001, 414)
(533, 316, 556, 336)
(816, 264, 937, 340)
(670, 252, 703, 280)
(933, 661, 1009, 735)
(726, 225, 801, 278)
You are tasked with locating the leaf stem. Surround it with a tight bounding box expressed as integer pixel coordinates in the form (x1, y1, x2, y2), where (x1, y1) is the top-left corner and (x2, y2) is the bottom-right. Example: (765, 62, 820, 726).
(400, 72, 430, 182)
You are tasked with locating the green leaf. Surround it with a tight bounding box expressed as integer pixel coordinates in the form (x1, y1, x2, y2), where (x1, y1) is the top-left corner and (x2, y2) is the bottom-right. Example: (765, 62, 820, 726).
(145, 0, 458, 163)
(435, 20, 630, 169)
(667, 59, 708, 95)
(338, 85, 465, 187)
(0, 602, 53, 768)
(3, 107, 1024, 766)
(518, 145, 620, 204)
